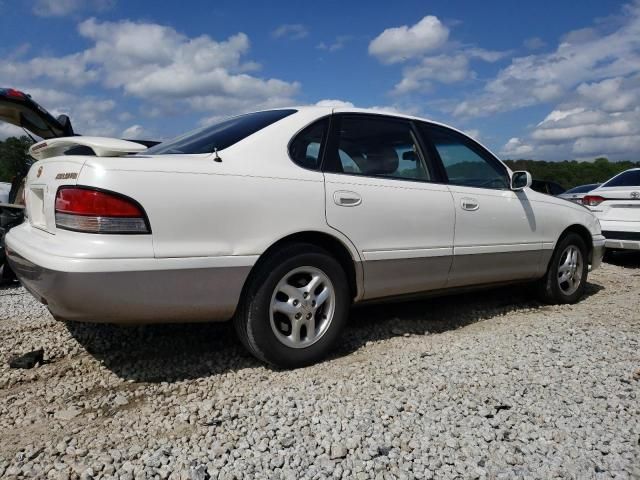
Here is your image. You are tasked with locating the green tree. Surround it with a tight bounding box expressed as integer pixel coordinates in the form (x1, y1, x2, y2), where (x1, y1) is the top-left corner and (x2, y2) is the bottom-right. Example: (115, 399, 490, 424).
(0, 136, 34, 182)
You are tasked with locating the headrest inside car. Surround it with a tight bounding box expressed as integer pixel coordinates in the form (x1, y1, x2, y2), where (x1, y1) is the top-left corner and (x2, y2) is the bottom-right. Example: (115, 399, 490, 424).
(362, 146, 399, 175)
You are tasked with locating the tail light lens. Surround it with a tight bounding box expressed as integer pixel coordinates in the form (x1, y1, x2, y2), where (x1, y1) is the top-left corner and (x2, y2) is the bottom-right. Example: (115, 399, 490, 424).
(582, 195, 605, 207)
(55, 187, 150, 234)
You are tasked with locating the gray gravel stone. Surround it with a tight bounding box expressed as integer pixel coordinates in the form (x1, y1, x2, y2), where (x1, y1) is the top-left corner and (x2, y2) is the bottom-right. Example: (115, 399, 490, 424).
(0, 260, 639, 478)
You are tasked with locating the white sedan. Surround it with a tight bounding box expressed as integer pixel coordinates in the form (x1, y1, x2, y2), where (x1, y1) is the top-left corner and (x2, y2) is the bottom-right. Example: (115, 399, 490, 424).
(583, 168, 640, 250)
(7, 107, 605, 367)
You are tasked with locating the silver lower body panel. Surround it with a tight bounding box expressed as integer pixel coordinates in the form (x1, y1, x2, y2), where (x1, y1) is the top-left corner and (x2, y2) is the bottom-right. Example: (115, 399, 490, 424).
(447, 250, 547, 288)
(7, 250, 250, 324)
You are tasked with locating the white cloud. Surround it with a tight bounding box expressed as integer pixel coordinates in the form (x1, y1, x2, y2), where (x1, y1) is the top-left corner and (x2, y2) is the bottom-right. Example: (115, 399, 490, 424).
(1, 18, 300, 129)
(0, 123, 26, 140)
(501, 137, 534, 157)
(315, 99, 355, 108)
(464, 129, 481, 141)
(316, 35, 352, 52)
(524, 37, 546, 50)
(0, 53, 98, 87)
(452, 3, 640, 119)
(369, 16, 449, 64)
(392, 54, 471, 95)
(121, 124, 148, 138)
(371, 15, 510, 100)
(33, 0, 114, 17)
(573, 134, 640, 156)
(576, 77, 638, 112)
(271, 24, 308, 40)
(465, 47, 510, 63)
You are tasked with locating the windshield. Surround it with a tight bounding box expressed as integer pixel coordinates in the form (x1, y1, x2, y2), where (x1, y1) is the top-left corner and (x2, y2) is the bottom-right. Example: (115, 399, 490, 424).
(146, 109, 297, 155)
(602, 170, 640, 187)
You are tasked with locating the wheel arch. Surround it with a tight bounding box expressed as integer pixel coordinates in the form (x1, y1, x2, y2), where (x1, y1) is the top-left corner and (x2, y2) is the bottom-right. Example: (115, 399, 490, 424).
(244, 231, 363, 302)
(558, 224, 594, 262)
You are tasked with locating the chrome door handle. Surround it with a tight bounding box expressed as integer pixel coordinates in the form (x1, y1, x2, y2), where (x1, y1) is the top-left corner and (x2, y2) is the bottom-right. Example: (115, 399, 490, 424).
(461, 198, 479, 211)
(334, 191, 362, 207)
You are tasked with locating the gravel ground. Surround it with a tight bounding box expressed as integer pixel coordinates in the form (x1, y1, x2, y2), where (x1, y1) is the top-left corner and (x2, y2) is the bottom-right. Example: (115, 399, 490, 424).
(0, 255, 639, 480)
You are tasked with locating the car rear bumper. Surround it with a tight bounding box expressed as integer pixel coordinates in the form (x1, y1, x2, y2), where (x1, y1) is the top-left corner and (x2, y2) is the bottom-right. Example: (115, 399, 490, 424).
(6, 231, 256, 324)
(591, 234, 606, 270)
(600, 220, 640, 251)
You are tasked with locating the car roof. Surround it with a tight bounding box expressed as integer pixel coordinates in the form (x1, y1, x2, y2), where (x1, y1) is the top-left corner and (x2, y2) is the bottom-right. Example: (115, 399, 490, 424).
(290, 105, 448, 127)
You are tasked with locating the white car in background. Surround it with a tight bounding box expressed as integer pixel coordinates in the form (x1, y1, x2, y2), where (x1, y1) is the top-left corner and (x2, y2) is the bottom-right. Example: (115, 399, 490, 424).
(583, 169, 640, 251)
(558, 183, 600, 204)
(7, 107, 605, 367)
(0, 182, 10, 203)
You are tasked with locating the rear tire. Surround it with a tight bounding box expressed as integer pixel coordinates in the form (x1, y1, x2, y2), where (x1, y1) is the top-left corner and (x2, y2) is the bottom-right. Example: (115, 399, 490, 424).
(234, 243, 350, 368)
(538, 233, 588, 304)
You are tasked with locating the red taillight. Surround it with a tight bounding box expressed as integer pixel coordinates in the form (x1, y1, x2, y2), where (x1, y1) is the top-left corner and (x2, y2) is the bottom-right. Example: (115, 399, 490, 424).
(5, 88, 26, 99)
(55, 187, 149, 234)
(582, 195, 605, 207)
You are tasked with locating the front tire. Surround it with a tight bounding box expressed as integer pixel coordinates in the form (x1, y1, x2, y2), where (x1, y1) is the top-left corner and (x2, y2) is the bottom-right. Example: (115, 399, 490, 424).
(538, 233, 588, 304)
(234, 243, 350, 368)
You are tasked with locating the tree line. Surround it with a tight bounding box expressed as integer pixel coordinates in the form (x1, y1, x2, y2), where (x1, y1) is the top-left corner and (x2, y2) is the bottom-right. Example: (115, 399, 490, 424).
(504, 158, 640, 189)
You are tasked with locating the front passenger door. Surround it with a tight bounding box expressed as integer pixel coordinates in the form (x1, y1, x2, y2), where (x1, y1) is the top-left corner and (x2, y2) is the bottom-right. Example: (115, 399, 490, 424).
(419, 124, 543, 287)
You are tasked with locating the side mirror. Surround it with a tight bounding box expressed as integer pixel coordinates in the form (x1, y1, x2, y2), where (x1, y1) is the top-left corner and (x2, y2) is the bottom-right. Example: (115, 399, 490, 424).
(511, 171, 532, 191)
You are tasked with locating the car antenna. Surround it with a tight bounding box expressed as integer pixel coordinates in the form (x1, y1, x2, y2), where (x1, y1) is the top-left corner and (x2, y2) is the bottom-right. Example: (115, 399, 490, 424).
(213, 147, 222, 162)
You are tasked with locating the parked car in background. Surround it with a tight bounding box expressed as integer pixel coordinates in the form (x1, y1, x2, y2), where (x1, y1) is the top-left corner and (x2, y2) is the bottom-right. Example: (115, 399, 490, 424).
(0, 182, 10, 203)
(558, 183, 601, 204)
(531, 179, 566, 196)
(583, 169, 640, 251)
(7, 107, 605, 367)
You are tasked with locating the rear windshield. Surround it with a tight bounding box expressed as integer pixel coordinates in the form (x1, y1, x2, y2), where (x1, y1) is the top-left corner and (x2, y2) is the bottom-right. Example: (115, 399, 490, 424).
(603, 170, 640, 187)
(565, 184, 598, 194)
(146, 109, 296, 155)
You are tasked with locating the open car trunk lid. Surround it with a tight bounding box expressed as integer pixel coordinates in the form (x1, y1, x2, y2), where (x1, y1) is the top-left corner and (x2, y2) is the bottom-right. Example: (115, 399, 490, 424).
(0, 88, 74, 139)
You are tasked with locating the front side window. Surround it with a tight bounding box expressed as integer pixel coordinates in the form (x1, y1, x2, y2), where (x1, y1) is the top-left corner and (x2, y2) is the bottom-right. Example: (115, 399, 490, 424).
(603, 170, 640, 187)
(146, 109, 296, 155)
(328, 115, 431, 181)
(289, 118, 328, 170)
(422, 125, 508, 189)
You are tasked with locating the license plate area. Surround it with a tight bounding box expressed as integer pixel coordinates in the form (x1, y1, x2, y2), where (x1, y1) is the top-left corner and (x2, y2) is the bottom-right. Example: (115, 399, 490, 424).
(29, 186, 47, 230)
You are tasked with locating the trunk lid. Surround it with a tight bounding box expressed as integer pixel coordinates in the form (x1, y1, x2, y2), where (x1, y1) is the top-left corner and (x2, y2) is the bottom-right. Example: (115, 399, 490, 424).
(590, 187, 640, 221)
(0, 88, 74, 139)
(24, 157, 88, 233)
(24, 138, 148, 233)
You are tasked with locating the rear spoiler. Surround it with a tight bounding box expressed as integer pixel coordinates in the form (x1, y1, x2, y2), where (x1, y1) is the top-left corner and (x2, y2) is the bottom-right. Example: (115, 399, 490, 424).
(29, 136, 148, 160)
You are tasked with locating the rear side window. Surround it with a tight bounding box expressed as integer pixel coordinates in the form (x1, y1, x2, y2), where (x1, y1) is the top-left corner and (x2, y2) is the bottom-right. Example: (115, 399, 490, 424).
(421, 125, 508, 190)
(326, 115, 431, 181)
(603, 170, 640, 187)
(146, 109, 297, 155)
(289, 118, 328, 170)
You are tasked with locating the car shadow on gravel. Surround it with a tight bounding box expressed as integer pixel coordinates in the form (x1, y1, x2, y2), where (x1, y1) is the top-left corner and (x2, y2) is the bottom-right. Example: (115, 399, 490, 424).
(65, 281, 605, 382)
(331, 281, 604, 360)
(604, 251, 640, 269)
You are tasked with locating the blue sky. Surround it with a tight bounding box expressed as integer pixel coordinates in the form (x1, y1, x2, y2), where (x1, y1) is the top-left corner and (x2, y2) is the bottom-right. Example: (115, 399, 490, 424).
(1, 0, 639, 160)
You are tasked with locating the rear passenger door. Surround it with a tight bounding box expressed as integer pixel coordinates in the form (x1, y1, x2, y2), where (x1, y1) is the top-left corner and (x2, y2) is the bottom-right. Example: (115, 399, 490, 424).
(418, 123, 543, 287)
(323, 114, 455, 299)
